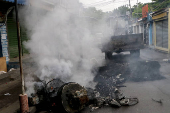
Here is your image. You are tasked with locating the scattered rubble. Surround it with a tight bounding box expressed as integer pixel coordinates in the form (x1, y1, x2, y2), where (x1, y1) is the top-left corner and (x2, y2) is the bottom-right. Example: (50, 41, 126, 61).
(27, 56, 164, 112)
(8, 68, 16, 72)
(0, 71, 6, 75)
(163, 59, 170, 62)
(4, 93, 11, 96)
(29, 77, 138, 113)
(152, 98, 163, 104)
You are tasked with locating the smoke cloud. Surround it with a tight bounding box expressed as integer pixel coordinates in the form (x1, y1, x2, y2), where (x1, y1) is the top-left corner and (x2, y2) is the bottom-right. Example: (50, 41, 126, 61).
(19, 0, 112, 96)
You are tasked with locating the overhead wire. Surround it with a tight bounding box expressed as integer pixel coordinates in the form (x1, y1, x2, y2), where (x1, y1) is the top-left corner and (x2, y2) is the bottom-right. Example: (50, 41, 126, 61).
(98, 0, 129, 8)
(84, 0, 116, 7)
(84, 0, 108, 6)
(94, 1, 116, 7)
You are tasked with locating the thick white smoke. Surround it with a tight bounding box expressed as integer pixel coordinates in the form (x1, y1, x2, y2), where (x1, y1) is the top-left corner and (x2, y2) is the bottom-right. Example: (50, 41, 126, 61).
(19, 0, 112, 96)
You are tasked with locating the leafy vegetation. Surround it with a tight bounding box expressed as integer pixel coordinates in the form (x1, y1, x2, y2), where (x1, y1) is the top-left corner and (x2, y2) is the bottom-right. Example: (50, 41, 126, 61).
(108, 0, 170, 18)
(149, 0, 170, 12)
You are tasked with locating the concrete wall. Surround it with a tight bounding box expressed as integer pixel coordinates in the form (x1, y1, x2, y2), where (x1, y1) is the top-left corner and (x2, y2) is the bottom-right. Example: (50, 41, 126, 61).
(132, 22, 143, 34)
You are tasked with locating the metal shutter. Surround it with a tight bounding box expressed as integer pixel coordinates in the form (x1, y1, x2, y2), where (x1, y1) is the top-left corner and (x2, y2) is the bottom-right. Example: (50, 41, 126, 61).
(7, 11, 29, 59)
(156, 21, 162, 47)
(162, 19, 168, 48)
(7, 14, 18, 58)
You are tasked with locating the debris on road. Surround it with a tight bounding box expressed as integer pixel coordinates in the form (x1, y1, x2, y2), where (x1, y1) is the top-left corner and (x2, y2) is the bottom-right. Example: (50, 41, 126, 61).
(4, 93, 11, 96)
(57, 83, 89, 113)
(87, 87, 138, 112)
(152, 98, 163, 104)
(119, 97, 138, 106)
(0, 71, 6, 75)
(163, 59, 170, 63)
(9, 68, 16, 72)
(28, 77, 138, 113)
(0, 68, 16, 75)
(163, 59, 169, 62)
(26, 55, 164, 112)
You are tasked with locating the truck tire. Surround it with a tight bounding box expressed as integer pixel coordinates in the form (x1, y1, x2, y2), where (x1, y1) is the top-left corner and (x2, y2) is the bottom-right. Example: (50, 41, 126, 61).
(116, 51, 121, 54)
(130, 50, 140, 58)
(105, 52, 112, 60)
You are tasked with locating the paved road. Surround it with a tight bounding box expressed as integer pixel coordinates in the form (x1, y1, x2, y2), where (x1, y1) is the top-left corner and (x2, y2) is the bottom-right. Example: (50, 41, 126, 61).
(0, 78, 21, 113)
(1, 48, 170, 113)
(82, 78, 170, 113)
(81, 49, 170, 113)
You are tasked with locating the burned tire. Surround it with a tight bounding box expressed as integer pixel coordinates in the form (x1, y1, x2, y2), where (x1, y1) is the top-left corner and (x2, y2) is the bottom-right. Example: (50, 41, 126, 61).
(105, 52, 112, 60)
(56, 83, 89, 113)
(130, 50, 140, 58)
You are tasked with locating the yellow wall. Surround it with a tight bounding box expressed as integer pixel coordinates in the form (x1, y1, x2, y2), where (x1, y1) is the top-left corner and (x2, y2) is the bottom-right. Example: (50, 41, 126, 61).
(152, 12, 167, 20)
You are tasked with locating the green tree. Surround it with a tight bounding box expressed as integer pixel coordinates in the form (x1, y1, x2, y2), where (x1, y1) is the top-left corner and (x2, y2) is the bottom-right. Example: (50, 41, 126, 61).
(150, 0, 170, 11)
(117, 5, 129, 15)
(132, 2, 144, 18)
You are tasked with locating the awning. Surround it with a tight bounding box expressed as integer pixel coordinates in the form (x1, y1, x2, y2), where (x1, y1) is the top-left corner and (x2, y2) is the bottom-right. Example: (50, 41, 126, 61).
(1, 0, 26, 5)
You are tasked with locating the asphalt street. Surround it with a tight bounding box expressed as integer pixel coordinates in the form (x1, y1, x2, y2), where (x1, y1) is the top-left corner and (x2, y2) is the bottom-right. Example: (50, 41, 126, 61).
(1, 48, 170, 113)
(81, 49, 170, 113)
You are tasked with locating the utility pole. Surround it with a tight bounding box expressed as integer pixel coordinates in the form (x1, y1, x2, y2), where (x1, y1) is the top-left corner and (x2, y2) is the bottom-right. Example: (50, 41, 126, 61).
(129, 0, 132, 18)
(137, 0, 138, 17)
(15, 0, 29, 113)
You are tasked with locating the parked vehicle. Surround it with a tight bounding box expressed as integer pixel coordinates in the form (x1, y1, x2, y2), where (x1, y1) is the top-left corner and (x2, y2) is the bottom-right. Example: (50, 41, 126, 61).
(102, 33, 144, 59)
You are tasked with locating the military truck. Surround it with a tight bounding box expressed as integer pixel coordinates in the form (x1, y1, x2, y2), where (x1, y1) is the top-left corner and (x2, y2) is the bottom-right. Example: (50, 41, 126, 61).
(102, 33, 144, 59)
(102, 17, 144, 59)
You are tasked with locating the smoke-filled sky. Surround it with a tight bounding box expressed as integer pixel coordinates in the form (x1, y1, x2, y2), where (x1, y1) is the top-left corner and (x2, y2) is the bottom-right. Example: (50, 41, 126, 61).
(79, 0, 152, 12)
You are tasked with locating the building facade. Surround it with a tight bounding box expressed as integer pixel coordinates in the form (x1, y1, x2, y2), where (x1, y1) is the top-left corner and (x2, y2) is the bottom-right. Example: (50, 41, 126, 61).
(152, 8, 170, 53)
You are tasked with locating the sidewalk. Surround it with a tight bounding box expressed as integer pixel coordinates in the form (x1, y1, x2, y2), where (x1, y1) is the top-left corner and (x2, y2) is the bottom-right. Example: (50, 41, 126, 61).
(0, 55, 37, 113)
(140, 48, 170, 61)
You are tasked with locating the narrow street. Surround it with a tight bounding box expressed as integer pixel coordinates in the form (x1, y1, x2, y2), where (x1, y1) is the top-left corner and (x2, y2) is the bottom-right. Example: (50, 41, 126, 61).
(81, 49, 170, 113)
(1, 48, 170, 113)
(1, 0, 170, 113)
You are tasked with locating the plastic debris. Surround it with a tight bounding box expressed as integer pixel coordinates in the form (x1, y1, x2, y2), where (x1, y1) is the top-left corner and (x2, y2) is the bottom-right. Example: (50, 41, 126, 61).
(163, 59, 169, 62)
(4, 93, 11, 96)
(0, 71, 6, 75)
(9, 68, 16, 72)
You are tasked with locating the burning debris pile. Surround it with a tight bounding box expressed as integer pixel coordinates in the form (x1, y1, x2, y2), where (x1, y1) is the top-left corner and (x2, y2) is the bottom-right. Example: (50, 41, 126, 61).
(27, 57, 165, 112)
(28, 77, 138, 113)
(86, 87, 138, 112)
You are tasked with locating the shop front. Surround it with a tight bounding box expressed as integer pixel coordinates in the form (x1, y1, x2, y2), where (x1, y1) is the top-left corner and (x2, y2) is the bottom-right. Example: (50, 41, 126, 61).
(152, 8, 170, 53)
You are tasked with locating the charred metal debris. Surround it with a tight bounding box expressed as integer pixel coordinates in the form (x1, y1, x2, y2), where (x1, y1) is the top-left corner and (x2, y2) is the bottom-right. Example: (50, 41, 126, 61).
(28, 58, 165, 112)
(28, 77, 138, 113)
